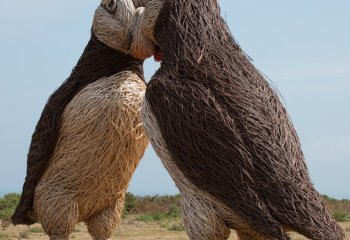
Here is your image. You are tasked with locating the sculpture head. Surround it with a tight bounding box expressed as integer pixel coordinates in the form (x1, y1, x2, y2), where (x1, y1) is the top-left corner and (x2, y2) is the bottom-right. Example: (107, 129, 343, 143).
(95, 0, 163, 61)
(93, 0, 155, 59)
(127, 0, 231, 63)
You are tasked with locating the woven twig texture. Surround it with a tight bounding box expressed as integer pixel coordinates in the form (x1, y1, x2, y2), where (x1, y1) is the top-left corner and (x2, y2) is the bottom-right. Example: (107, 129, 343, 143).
(34, 71, 148, 239)
(12, 2, 148, 238)
(140, 0, 345, 240)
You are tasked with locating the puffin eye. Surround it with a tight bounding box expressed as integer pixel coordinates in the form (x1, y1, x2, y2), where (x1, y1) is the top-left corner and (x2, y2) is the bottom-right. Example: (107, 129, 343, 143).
(102, 0, 117, 13)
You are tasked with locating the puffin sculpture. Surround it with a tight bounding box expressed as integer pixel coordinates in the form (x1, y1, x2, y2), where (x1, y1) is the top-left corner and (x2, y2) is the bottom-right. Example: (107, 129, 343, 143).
(137, 0, 345, 239)
(12, 0, 153, 239)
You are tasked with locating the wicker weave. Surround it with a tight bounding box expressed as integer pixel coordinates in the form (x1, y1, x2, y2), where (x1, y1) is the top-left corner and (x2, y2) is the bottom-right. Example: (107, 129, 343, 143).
(34, 71, 148, 239)
(12, 1, 149, 239)
(140, 0, 345, 239)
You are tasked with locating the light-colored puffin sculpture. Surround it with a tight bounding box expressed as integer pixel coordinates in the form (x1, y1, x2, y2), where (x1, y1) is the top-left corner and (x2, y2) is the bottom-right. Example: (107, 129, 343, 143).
(12, 0, 154, 239)
(135, 0, 345, 239)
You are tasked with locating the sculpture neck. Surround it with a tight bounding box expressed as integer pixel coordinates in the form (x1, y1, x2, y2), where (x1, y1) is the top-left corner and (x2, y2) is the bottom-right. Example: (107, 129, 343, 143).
(68, 32, 144, 85)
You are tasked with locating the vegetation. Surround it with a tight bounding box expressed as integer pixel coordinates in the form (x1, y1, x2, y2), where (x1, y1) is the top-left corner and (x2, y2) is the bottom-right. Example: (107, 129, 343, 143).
(125, 193, 181, 215)
(123, 192, 138, 216)
(29, 226, 43, 233)
(322, 195, 350, 222)
(0, 193, 349, 240)
(136, 212, 166, 222)
(18, 230, 30, 239)
(1, 193, 349, 226)
(0, 193, 20, 226)
(168, 223, 185, 231)
(136, 205, 182, 222)
(0, 233, 10, 239)
(333, 211, 350, 222)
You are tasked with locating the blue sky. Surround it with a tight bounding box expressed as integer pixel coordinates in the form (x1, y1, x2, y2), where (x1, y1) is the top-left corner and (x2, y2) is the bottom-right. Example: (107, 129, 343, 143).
(0, 0, 349, 198)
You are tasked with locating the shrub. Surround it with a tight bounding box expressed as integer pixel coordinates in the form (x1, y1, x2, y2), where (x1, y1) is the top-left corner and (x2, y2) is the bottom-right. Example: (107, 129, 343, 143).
(333, 211, 350, 222)
(123, 192, 137, 215)
(166, 205, 182, 219)
(136, 212, 166, 222)
(29, 227, 43, 233)
(136, 213, 157, 222)
(322, 195, 337, 203)
(0, 193, 20, 226)
(131, 194, 181, 214)
(0, 208, 14, 222)
(168, 223, 184, 231)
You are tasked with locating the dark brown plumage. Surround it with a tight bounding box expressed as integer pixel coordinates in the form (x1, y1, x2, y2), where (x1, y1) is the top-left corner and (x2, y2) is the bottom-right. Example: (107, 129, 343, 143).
(143, 0, 344, 239)
(12, 0, 147, 226)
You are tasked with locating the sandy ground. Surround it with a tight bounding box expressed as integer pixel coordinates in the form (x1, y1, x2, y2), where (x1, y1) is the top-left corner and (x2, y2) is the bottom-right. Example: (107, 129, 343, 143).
(1, 217, 349, 240)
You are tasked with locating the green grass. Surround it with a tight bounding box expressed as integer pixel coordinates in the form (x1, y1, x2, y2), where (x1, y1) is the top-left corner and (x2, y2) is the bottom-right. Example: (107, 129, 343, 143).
(122, 192, 138, 218)
(0, 193, 20, 223)
(0, 233, 10, 239)
(29, 226, 44, 233)
(136, 205, 182, 222)
(136, 212, 166, 222)
(333, 211, 350, 222)
(166, 206, 181, 219)
(168, 223, 185, 231)
(1, 193, 349, 225)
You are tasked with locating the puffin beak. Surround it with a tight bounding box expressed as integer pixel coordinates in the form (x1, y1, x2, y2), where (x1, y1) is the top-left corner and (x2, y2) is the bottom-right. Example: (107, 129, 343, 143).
(154, 45, 163, 62)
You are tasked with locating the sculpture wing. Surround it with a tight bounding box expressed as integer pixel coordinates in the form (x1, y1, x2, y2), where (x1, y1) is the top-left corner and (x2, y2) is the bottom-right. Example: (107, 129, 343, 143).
(145, 68, 343, 240)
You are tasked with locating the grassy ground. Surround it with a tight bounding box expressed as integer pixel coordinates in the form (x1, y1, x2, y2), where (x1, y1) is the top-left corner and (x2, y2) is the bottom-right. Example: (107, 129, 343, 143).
(1, 218, 350, 240)
(1, 193, 350, 239)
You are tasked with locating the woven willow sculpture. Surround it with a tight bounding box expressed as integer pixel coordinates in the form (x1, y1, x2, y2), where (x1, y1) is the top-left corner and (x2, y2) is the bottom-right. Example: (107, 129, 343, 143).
(12, 0, 152, 239)
(137, 1, 345, 240)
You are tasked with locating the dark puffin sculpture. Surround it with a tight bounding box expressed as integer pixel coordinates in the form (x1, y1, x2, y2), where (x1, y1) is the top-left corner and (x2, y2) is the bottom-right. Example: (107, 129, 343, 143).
(139, 0, 345, 239)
